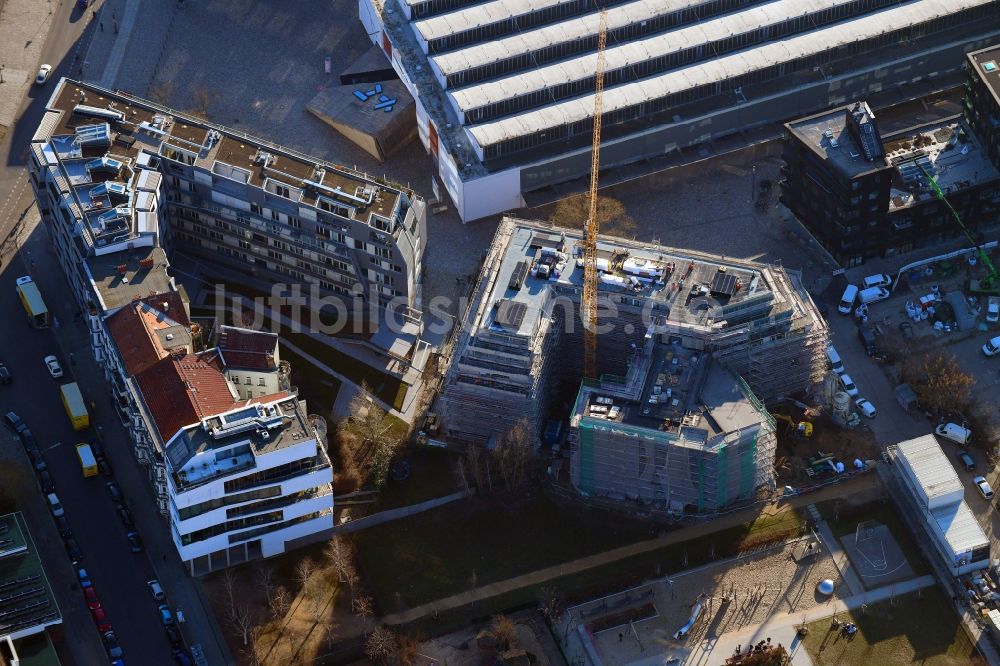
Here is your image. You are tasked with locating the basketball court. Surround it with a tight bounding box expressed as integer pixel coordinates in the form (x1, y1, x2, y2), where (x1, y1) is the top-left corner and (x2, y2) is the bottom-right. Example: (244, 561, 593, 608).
(840, 520, 913, 589)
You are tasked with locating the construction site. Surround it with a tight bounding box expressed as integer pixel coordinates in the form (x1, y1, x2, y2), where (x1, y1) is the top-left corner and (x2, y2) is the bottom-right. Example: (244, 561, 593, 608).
(436, 216, 829, 508)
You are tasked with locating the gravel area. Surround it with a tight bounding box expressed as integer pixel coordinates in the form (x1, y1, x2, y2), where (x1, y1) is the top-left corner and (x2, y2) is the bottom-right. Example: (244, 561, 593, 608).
(572, 539, 845, 665)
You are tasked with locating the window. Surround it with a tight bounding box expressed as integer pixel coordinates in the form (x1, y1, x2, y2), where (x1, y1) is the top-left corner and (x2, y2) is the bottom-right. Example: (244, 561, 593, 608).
(288, 217, 301, 229)
(271, 209, 279, 221)
(251, 202, 261, 214)
(258, 378, 266, 386)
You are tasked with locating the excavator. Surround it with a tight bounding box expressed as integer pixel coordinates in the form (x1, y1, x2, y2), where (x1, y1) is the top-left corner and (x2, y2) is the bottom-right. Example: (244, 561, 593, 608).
(917, 162, 999, 295)
(770, 413, 813, 438)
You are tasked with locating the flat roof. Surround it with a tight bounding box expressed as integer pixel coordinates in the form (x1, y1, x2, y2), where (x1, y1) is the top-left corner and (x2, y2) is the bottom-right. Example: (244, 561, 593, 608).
(786, 106, 889, 179)
(448, 0, 860, 114)
(414, 0, 573, 43)
(465, 0, 993, 149)
(884, 118, 1000, 211)
(0, 513, 61, 640)
(86, 245, 174, 312)
(40, 81, 404, 228)
(895, 434, 963, 504)
(968, 45, 1000, 110)
(931, 500, 990, 559)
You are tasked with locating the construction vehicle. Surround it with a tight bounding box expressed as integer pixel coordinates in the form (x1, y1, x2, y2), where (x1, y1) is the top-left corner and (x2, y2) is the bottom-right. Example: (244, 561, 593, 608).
(582, 9, 608, 381)
(771, 413, 813, 438)
(917, 162, 999, 295)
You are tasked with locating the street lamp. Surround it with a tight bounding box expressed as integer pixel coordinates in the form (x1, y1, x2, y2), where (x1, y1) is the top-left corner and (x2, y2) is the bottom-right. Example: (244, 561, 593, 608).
(1, 65, 5, 84)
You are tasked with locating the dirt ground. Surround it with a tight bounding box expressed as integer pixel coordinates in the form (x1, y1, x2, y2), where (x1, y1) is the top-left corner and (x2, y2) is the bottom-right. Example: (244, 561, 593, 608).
(772, 411, 881, 485)
(411, 611, 565, 665)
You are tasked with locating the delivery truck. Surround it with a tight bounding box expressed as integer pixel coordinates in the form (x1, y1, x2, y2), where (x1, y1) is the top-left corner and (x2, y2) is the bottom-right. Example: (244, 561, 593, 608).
(60, 383, 90, 431)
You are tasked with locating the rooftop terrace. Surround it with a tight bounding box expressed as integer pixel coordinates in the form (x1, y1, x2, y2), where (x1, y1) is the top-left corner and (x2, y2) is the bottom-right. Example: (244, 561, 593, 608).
(166, 396, 315, 490)
(577, 354, 763, 446)
(86, 245, 174, 312)
(482, 223, 777, 341)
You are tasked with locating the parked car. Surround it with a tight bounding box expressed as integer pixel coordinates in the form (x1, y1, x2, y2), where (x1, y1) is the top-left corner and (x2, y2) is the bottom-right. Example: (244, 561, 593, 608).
(103, 630, 123, 659)
(117, 505, 134, 527)
(0, 362, 11, 384)
(838, 284, 859, 314)
(43, 355, 63, 378)
(35, 64, 52, 85)
(958, 451, 976, 472)
(127, 531, 143, 553)
(988, 296, 1000, 325)
(855, 397, 876, 418)
(4, 411, 26, 434)
(147, 579, 165, 601)
(20, 429, 39, 455)
(974, 475, 994, 500)
(64, 537, 82, 563)
(98, 458, 113, 477)
(839, 374, 860, 398)
(76, 566, 91, 589)
(158, 604, 175, 625)
(858, 324, 877, 355)
(826, 345, 845, 375)
(47, 493, 64, 517)
(106, 481, 122, 502)
(29, 449, 47, 472)
(89, 441, 105, 460)
(862, 273, 892, 289)
(165, 623, 182, 646)
(984, 335, 1000, 357)
(91, 607, 112, 633)
(38, 470, 55, 494)
(55, 516, 72, 539)
(84, 586, 101, 611)
(936, 422, 971, 446)
(172, 646, 192, 666)
(899, 321, 914, 339)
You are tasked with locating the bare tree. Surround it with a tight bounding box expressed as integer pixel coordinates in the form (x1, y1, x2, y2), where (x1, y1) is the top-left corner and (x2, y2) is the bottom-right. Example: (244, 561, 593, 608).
(270, 584, 290, 621)
(538, 586, 565, 625)
(344, 562, 360, 606)
(463, 444, 492, 494)
(353, 595, 375, 635)
(325, 534, 350, 582)
(365, 626, 397, 665)
(397, 633, 420, 666)
(254, 565, 275, 609)
(345, 382, 404, 489)
(550, 194, 637, 239)
(489, 614, 518, 651)
(493, 420, 533, 492)
(901, 350, 975, 416)
(245, 625, 263, 666)
(295, 557, 316, 594)
(230, 602, 254, 646)
(221, 567, 238, 618)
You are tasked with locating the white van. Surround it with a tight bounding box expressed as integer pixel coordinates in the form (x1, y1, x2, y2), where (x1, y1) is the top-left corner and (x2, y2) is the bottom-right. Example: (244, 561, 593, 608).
(826, 345, 845, 375)
(862, 273, 892, 289)
(838, 285, 859, 314)
(858, 286, 890, 305)
(935, 422, 971, 446)
(47, 493, 64, 517)
(983, 335, 1000, 357)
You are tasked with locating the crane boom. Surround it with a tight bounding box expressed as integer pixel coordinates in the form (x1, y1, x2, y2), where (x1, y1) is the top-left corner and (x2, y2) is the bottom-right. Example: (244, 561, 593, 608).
(917, 162, 998, 289)
(582, 8, 608, 381)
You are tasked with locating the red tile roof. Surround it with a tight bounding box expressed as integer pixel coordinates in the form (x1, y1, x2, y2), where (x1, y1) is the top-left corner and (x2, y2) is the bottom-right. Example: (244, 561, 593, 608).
(106, 293, 191, 376)
(136, 352, 240, 443)
(217, 326, 279, 371)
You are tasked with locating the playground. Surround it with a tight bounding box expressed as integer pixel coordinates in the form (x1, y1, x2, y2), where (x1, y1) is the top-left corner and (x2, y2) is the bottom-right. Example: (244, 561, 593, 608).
(564, 537, 845, 665)
(839, 520, 915, 590)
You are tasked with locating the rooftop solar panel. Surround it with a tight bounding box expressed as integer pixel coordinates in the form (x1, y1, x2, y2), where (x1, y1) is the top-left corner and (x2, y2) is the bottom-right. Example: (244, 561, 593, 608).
(495, 299, 528, 329)
(710, 271, 738, 297)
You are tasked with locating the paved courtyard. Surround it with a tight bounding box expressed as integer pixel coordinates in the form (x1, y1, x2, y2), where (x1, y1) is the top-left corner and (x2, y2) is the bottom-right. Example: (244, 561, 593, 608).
(563, 539, 846, 666)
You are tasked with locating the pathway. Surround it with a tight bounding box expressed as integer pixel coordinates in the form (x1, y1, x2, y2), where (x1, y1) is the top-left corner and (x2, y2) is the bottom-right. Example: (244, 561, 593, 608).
(382, 475, 879, 626)
(805, 504, 864, 596)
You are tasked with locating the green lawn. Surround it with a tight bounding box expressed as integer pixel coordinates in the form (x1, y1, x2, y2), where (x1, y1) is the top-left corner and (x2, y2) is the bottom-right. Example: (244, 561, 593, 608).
(373, 446, 461, 511)
(803, 588, 980, 666)
(816, 499, 929, 576)
(355, 495, 804, 618)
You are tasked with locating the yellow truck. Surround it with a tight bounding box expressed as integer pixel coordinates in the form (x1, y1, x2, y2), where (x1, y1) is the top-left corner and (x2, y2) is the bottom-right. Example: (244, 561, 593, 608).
(76, 443, 98, 477)
(60, 383, 90, 431)
(15, 276, 49, 328)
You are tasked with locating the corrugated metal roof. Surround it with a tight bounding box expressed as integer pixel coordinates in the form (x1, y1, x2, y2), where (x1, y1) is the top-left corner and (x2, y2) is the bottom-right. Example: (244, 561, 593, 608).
(464, 0, 994, 149)
(431, 0, 686, 79)
(415, 0, 574, 43)
(895, 434, 963, 504)
(448, 0, 858, 113)
(930, 500, 990, 559)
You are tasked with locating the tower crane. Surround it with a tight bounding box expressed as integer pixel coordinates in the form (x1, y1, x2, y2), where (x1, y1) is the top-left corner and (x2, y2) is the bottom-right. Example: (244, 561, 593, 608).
(583, 8, 608, 381)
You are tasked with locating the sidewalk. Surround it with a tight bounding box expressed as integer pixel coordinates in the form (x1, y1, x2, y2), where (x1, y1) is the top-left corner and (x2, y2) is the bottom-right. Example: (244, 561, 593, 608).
(382, 475, 880, 626)
(22, 216, 235, 665)
(805, 504, 864, 596)
(0, 0, 57, 130)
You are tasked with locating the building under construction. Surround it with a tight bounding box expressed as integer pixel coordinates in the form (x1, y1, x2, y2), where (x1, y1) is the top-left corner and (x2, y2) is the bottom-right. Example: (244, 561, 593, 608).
(439, 217, 827, 510)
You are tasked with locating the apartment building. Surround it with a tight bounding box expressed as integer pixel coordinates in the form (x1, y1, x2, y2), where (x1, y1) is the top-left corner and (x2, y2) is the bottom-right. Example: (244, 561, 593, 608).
(568, 359, 776, 512)
(439, 217, 828, 450)
(28, 79, 426, 331)
(780, 99, 1000, 266)
(965, 45, 1000, 172)
(105, 299, 333, 573)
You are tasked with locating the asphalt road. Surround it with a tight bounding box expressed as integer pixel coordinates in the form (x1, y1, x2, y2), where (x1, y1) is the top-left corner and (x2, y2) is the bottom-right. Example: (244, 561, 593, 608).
(0, 261, 178, 663)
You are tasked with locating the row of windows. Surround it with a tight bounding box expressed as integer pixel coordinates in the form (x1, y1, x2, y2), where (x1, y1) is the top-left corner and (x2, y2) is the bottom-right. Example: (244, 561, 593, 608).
(179, 509, 285, 546)
(223, 457, 326, 494)
(225, 487, 325, 519)
(227, 511, 326, 545)
(466, 0, 904, 124)
(175, 485, 283, 521)
(483, 5, 995, 161)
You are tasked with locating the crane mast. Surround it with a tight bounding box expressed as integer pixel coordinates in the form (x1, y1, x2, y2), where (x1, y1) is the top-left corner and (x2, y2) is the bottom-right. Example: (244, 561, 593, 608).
(582, 8, 608, 381)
